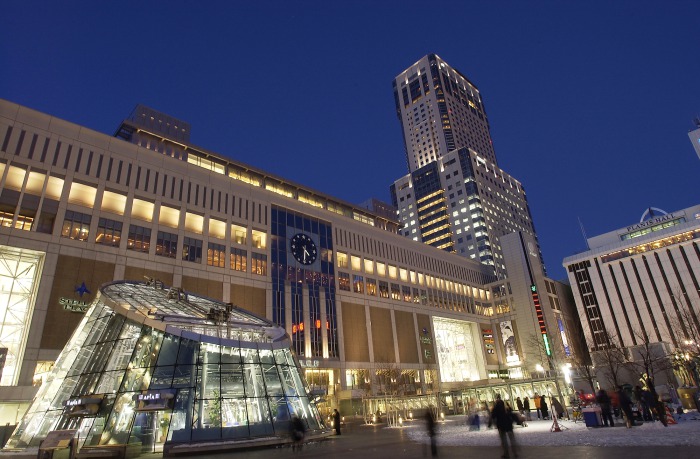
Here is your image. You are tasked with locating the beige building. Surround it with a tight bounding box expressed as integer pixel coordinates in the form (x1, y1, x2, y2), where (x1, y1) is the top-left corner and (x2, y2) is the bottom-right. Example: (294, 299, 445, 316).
(0, 100, 579, 427)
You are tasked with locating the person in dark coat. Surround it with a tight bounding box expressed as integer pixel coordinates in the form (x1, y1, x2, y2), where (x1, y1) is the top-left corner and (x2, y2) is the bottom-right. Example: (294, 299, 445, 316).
(425, 406, 437, 457)
(523, 396, 531, 421)
(488, 394, 518, 459)
(516, 397, 524, 416)
(617, 386, 636, 428)
(333, 409, 341, 435)
(596, 389, 614, 427)
(290, 415, 306, 452)
(540, 395, 549, 420)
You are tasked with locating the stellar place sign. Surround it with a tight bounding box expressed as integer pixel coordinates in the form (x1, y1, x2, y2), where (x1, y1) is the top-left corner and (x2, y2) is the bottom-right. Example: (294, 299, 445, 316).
(59, 297, 90, 313)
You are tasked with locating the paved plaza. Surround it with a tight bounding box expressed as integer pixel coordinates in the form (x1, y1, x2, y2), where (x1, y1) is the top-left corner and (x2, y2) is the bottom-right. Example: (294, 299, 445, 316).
(149, 417, 700, 459)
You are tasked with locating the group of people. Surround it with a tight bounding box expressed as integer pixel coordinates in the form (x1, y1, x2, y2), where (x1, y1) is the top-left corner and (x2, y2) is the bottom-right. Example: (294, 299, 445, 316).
(512, 393, 566, 421)
(594, 385, 669, 428)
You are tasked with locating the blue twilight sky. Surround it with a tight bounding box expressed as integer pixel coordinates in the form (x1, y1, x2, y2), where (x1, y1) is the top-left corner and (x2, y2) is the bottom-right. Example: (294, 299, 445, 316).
(2, 1, 699, 281)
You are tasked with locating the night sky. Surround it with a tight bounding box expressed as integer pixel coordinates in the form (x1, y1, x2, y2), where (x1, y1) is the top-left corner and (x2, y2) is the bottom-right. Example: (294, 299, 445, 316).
(3, 1, 699, 281)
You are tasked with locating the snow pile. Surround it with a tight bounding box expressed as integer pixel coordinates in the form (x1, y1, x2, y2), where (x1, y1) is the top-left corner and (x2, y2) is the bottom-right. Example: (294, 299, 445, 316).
(403, 414, 700, 447)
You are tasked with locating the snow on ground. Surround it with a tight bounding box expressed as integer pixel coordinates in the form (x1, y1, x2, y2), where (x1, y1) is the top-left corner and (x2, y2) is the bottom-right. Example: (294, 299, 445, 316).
(403, 412, 700, 447)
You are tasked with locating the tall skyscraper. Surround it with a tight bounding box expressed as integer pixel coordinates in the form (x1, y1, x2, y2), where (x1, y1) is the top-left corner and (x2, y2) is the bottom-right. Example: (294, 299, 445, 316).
(392, 54, 497, 172)
(390, 54, 541, 278)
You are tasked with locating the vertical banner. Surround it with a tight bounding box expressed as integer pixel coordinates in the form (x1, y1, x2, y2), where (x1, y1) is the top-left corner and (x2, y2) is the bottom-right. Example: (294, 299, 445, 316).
(499, 321, 520, 364)
(557, 318, 571, 356)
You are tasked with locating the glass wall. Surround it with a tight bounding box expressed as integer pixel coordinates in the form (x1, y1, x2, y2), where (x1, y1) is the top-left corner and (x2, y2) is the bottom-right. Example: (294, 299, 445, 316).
(5, 282, 322, 450)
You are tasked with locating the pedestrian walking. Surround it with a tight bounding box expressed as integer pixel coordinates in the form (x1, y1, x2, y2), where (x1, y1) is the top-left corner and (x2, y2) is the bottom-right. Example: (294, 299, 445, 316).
(596, 389, 614, 427)
(425, 406, 438, 457)
(540, 394, 549, 420)
(290, 414, 306, 452)
(333, 408, 342, 435)
(516, 397, 524, 416)
(551, 397, 565, 420)
(523, 396, 531, 421)
(488, 394, 518, 459)
(617, 386, 636, 428)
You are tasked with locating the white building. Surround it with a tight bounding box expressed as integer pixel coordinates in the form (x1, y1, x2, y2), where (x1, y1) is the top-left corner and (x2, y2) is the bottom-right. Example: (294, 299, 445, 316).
(563, 206, 700, 377)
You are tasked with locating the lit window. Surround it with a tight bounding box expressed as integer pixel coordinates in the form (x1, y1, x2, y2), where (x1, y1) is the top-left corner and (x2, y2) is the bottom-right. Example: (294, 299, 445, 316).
(184, 212, 204, 234)
(127, 224, 151, 253)
(101, 190, 127, 215)
(61, 210, 91, 241)
(252, 229, 267, 249)
(337, 252, 348, 269)
(131, 198, 154, 222)
(95, 218, 122, 247)
(209, 218, 226, 239)
(232, 224, 247, 245)
(230, 248, 247, 272)
(182, 237, 203, 263)
(351, 256, 361, 271)
(67, 182, 97, 208)
(207, 242, 225, 268)
(251, 252, 267, 275)
(156, 231, 177, 258)
(160, 205, 180, 228)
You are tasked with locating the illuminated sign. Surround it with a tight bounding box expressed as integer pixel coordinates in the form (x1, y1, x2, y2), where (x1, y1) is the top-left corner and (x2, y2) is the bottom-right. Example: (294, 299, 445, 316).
(63, 395, 104, 417)
(626, 213, 677, 232)
(531, 286, 550, 356)
(59, 298, 90, 313)
(133, 389, 175, 411)
(299, 360, 320, 368)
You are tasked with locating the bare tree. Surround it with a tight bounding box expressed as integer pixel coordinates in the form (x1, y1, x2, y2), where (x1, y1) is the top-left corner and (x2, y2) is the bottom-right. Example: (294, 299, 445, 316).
(623, 327, 674, 393)
(591, 328, 629, 390)
(565, 324, 597, 393)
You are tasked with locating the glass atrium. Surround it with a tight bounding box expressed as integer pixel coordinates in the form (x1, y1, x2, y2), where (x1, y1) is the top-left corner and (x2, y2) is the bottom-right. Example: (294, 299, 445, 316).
(5, 280, 323, 452)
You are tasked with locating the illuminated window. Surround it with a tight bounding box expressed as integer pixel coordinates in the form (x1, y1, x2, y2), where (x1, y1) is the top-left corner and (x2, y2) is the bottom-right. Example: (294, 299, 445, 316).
(131, 198, 154, 222)
(232, 224, 247, 245)
(366, 278, 377, 296)
(101, 190, 127, 215)
(364, 259, 374, 274)
(61, 210, 91, 241)
(209, 218, 226, 239)
(353, 275, 364, 293)
(184, 212, 204, 234)
(0, 246, 44, 385)
(377, 262, 386, 277)
(182, 237, 203, 263)
(207, 242, 225, 268)
(337, 252, 348, 269)
(351, 256, 361, 271)
(156, 231, 177, 258)
(390, 283, 401, 300)
(252, 230, 267, 249)
(95, 218, 122, 247)
(378, 281, 389, 298)
(67, 182, 97, 208)
(127, 224, 151, 253)
(4, 166, 26, 191)
(25, 171, 46, 196)
(338, 272, 350, 291)
(388, 265, 398, 279)
(45, 176, 64, 200)
(160, 205, 180, 228)
(251, 252, 267, 276)
(400, 268, 408, 282)
(230, 248, 247, 272)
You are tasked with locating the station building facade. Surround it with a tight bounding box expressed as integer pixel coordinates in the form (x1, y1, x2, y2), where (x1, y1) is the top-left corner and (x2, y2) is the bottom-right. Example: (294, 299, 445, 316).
(564, 206, 700, 387)
(0, 100, 579, 426)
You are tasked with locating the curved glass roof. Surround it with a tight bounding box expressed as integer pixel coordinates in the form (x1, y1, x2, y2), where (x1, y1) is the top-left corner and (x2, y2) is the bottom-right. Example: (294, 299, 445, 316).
(101, 280, 285, 344)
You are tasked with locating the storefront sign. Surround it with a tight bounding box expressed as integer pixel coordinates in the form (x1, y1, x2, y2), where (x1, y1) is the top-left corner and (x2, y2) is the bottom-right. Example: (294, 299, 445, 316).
(133, 389, 176, 411)
(300, 359, 320, 368)
(59, 297, 90, 313)
(626, 213, 677, 232)
(63, 395, 104, 417)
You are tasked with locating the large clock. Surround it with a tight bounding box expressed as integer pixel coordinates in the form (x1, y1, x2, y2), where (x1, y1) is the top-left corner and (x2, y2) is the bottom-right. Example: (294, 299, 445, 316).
(290, 233, 318, 265)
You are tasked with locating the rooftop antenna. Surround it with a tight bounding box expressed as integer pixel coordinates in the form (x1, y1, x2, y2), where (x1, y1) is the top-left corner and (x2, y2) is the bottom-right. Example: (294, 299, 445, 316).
(578, 216, 590, 250)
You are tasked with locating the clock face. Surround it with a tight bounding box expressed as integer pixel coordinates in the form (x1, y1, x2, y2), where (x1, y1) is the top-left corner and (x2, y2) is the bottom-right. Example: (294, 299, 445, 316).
(290, 233, 318, 265)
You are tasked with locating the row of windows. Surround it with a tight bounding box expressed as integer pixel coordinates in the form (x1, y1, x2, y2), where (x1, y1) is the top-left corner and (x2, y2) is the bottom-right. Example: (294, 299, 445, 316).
(335, 250, 490, 300)
(60, 212, 267, 274)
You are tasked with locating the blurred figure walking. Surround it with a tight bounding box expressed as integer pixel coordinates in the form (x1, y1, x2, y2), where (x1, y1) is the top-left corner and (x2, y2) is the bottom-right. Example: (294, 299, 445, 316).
(425, 406, 438, 457)
(488, 394, 518, 459)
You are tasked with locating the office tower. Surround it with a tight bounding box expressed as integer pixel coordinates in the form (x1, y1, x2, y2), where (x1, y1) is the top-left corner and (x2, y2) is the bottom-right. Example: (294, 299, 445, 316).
(391, 55, 541, 278)
(564, 205, 700, 388)
(393, 54, 497, 172)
